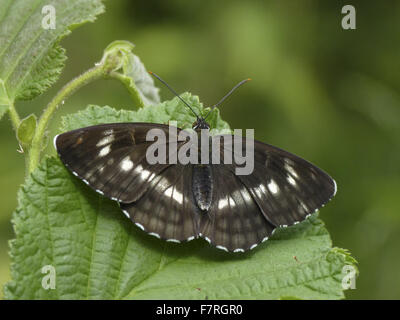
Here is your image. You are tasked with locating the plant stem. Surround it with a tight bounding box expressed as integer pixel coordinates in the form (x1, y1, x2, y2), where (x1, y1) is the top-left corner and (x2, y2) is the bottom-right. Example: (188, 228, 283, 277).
(109, 71, 145, 109)
(7, 101, 21, 132)
(28, 65, 105, 173)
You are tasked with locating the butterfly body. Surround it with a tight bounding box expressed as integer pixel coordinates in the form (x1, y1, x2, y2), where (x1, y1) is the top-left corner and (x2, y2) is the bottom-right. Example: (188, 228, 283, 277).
(192, 164, 214, 211)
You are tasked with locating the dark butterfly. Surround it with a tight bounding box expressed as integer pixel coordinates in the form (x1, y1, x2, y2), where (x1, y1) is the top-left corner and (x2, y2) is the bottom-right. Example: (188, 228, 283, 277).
(54, 74, 336, 253)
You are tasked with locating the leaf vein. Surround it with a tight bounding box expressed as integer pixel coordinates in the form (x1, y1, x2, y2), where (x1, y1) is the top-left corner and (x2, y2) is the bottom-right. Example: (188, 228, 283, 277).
(112, 231, 130, 299)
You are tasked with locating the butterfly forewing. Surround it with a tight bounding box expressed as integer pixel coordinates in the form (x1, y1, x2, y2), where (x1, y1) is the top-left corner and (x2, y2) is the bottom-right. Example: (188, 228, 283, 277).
(216, 135, 336, 228)
(55, 123, 181, 203)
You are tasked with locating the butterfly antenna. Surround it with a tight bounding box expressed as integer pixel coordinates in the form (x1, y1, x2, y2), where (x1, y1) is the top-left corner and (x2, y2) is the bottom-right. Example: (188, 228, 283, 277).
(204, 78, 251, 120)
(149, 71, 200, 119)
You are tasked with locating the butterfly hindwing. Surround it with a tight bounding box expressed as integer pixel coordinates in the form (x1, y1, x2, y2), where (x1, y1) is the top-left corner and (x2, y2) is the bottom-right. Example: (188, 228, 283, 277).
(120, 162, 275, 252)
(120, 164, 200, 242)
(199, 164, 275, 252)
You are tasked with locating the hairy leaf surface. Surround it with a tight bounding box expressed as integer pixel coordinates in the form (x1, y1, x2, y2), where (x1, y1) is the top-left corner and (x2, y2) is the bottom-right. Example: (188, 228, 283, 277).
(0, 0, 104, 102)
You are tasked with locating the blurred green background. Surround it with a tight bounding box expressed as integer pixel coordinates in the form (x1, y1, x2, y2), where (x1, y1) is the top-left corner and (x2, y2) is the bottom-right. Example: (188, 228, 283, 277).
(1, 0, 400, 299)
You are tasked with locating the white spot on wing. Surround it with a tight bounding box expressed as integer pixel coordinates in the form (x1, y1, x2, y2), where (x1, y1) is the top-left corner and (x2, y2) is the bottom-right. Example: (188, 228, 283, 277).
(267, 180, 279, 194)
(287, 175, 296, 186)
(216, 245, 229, 252)
(135, 222, 145, 231)
(260, 184, 267, 194)
(103, 129, 114, 136)
(121, 157, 134, 171)
(149, 232, 161, 239)
(218, 198, 229, 210)
(164, 187, 183, 205)
(300, 202, 309, 212)
(164, 187, 172, 198)
(333, 179, 337, 196)
(187, 236, 195, 241)
(174, 190, 183, 204)
(232, 189, 251, 203)
(141, 169, 152, 181)
(122, 210, 130, 218)
(255, 183, 268, 199)
(250, 244, 258, 250)
(134, 164, 143, 175)
(167, 239, 180, 243)
(233, 248, 245, 253)
(53, 134, 59, 150)
(285, 162, 298, 178)
(96, 135, 114, 147)
(99, 145, 111, 157)
(133, 164, 152, 181)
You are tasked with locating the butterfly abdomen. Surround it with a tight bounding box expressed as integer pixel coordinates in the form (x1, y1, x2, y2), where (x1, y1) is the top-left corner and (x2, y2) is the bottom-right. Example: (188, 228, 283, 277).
(192, 164, 213, 211)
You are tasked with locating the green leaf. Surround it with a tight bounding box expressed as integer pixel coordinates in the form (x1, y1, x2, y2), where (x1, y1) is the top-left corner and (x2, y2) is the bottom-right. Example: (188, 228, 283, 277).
(61, 92, 230, 133)
(5, 96, 357, 299)
(15, 44, 66, 101)
(0, 0, 105, 102)
(102, 40, 161, 106)
(17, 114, 37, 146)
(121, 53, 160, 106)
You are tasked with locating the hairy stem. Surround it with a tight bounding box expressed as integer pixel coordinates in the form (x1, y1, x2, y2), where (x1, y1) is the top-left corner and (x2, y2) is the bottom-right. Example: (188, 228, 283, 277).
(28, 65, 105, 173)
(7, 101, 21, 132)
(109, 71, 146, 109)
